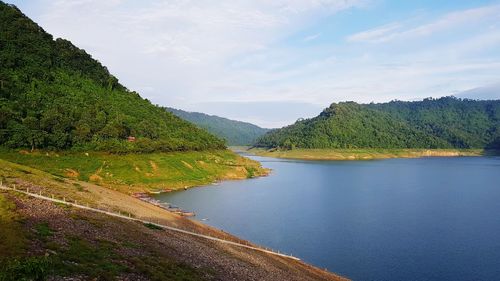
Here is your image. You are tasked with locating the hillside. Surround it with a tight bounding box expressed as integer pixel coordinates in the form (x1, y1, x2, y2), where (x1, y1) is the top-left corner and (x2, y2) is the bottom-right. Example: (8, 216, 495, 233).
(0, 159, 345, 281)
(166, 107, 269, 146)
(0, 148, 269, 193)
(254, 97, 500, 150)
(0, 2, 224, 152)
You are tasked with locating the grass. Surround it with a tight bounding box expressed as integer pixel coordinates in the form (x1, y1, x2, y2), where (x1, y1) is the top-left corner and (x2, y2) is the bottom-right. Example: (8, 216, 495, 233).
(249, 147, 486, 161)
(0, 194, 51, 281)
(0, 197, 205, 280)
(52, 177, 65, 183)
(0, 256, 52, 281)
(35, 222, 53, 240)
(45, 226, 206, 281)
(1, 189, 119, 280)
(72, 182, 85, 192)
(0, 161, 208, 280)
(0, 149, 308, 281)
(0, 148, 268, 193)
(41, 231, 206, 281)
(130, 255, 207, 281)
(0, 195, 123, 281)
(53, 237, 125, 280)
(0, 194, 26, 261)
(144, 222, 164, 230)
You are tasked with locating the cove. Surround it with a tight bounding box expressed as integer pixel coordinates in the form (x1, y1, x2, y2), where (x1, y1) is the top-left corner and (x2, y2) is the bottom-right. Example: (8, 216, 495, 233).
(155, 155, 500, 281)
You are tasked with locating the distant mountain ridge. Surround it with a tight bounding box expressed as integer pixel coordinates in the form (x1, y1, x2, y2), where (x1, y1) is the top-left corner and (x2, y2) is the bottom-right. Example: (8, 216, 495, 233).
(255, 97, 500, 149)
(455, 83, 500, 100)
(166, 108, 269, 146)
(0, 2, 224, 152)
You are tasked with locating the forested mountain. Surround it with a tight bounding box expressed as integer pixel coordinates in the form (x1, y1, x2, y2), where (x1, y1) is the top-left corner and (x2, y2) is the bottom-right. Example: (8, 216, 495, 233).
(255, 97, 500, 149)
(0, 2, 224, 152)
(166, 107, 269, 145)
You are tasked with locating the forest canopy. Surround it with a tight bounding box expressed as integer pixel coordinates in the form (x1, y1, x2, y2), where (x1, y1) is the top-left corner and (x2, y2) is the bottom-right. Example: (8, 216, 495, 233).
(166, 107, 269, 146)
(254, 97, 500, 150)
(0, 2, 225, 152)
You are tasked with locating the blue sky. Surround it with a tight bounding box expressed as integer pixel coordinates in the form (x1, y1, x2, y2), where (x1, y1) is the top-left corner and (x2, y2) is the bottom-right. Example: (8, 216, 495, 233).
(7, 0, 500, 127)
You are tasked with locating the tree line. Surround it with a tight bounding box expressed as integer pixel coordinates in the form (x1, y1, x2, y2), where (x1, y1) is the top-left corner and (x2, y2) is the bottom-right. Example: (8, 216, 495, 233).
(255, 97, 500, 150)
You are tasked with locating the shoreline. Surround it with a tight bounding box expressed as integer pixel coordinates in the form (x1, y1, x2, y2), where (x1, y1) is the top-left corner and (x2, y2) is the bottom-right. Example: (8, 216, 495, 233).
(0, 184, 300, 261)
(144, 168, 271, 195)
(0, 158, 347, 280)
(0, 148, 271, 194)
(247, 148, 493, 161)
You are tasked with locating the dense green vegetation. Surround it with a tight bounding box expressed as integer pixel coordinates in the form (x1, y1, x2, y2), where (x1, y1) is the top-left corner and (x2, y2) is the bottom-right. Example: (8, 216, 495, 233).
(0, 2, 224, 152)
(255, 97, 500, 149)
(166, 107, 269, 145)
(370, 97, 500, 148)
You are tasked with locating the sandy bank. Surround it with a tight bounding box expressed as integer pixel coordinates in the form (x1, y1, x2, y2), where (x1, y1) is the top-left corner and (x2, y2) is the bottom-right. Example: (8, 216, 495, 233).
(248, 148, 487, 161)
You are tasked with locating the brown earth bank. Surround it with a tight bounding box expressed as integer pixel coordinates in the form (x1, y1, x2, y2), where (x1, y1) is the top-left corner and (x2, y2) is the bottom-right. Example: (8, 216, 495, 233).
(0, 159, 348, 281)
(248, 148, 493, 161)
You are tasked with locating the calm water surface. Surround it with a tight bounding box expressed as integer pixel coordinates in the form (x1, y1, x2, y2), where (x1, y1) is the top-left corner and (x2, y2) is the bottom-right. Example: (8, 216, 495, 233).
(156, 156, 500, 281)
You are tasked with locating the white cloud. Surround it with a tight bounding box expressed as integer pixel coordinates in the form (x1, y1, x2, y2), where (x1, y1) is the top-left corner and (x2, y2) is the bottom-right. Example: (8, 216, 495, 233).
(32, 0, 363, 98)
(347, 23, 401, 43)
(348, 4, 500, 43)
(7, 0, 500, 127)
(303, 32, 322, 42)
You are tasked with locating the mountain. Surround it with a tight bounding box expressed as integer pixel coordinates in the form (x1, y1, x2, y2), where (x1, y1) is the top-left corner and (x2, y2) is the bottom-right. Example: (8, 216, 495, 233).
(255, 97, 500, 149)
(455, 83, 500, 100)
(0, 2, 224, 152)
(166, 107, 269, 146)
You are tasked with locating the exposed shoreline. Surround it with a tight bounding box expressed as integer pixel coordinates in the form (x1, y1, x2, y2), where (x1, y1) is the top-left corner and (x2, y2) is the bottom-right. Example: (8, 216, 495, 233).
(0, 148, 271, 194)
(247, 148, 493, 161)
(0, 157, 344, 280)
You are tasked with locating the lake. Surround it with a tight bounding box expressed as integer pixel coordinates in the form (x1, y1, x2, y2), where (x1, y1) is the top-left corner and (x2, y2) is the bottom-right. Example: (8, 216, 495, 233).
(155, 155, 500, 281)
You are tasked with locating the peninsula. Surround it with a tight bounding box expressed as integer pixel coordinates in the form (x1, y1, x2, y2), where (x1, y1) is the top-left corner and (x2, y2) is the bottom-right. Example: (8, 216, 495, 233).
(252, 98, 500, 160)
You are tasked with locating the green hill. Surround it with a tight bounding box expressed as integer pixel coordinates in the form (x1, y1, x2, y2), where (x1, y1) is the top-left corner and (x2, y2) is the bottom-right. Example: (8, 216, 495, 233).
(0, 2, 224, 152)
(255, 97, 500, 149)
(166, 107, 269, 146)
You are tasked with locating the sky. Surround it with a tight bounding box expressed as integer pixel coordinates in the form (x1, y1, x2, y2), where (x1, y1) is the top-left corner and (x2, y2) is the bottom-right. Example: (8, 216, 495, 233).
(7, 0, 500, 128)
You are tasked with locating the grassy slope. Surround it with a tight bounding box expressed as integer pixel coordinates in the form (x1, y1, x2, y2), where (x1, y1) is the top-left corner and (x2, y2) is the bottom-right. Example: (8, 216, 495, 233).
(0, 149, 269, 193)
(249, 148, 485, 161)
(0, 159, 346, 281)
(0, 194, 25, 260)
